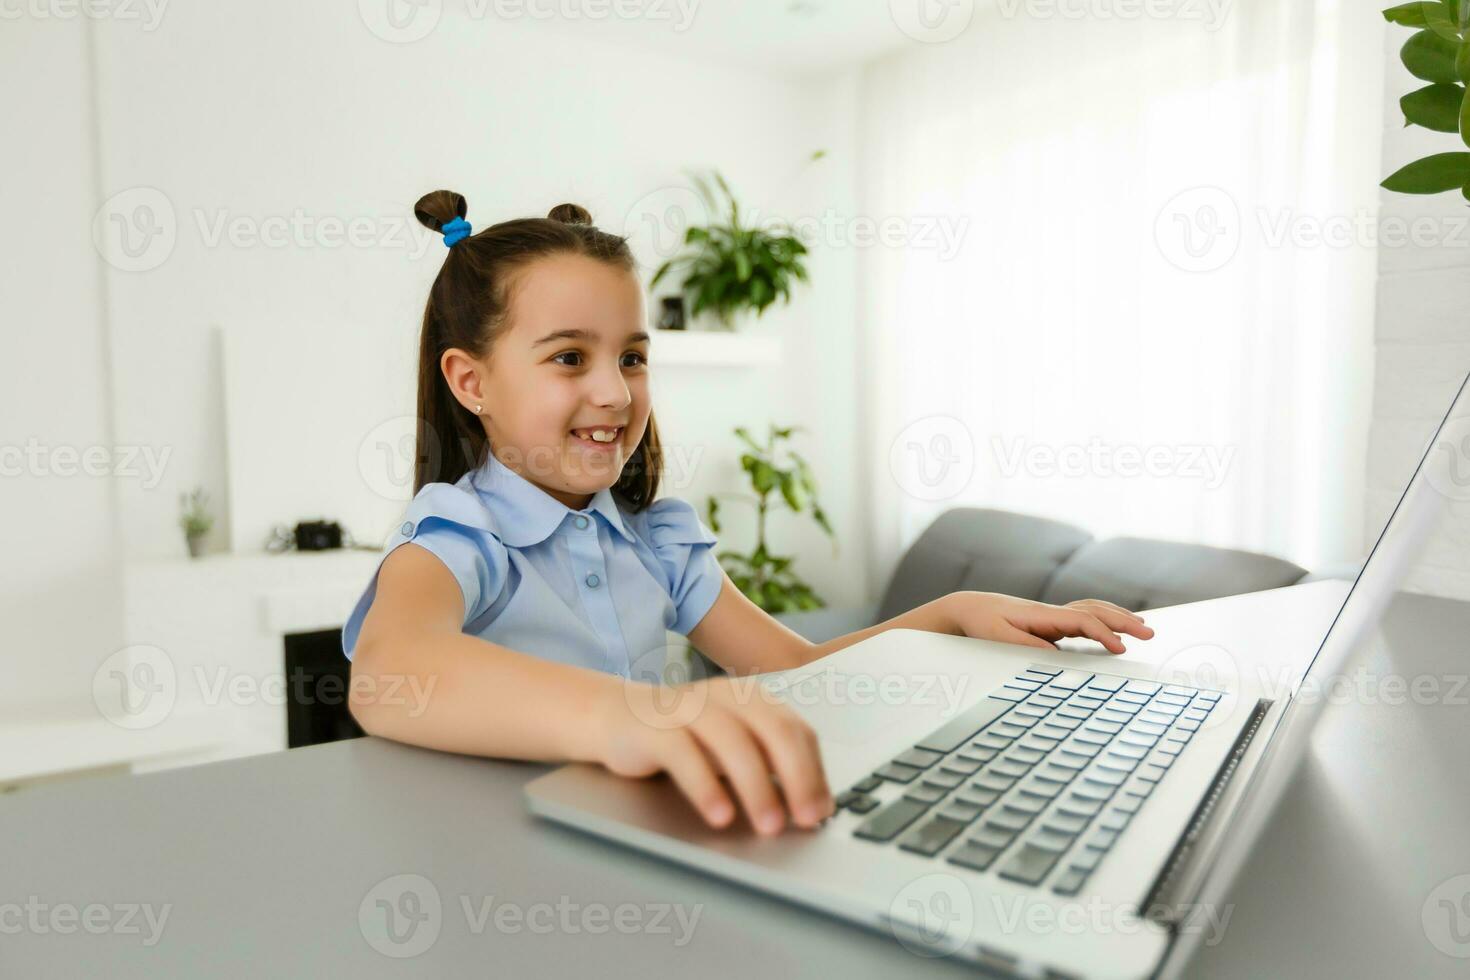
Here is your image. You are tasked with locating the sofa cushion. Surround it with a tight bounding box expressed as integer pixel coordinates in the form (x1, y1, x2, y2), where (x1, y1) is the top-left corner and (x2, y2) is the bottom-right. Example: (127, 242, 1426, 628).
(877, 508, 1093, 621)
(1039, 536, 1308, 611)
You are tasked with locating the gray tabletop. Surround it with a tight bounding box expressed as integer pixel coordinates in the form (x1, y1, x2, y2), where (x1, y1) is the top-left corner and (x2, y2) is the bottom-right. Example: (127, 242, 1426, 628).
(3, 590, 1468, 978)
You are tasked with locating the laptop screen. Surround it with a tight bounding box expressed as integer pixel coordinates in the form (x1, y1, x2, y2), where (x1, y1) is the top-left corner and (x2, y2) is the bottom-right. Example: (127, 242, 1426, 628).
(1291, 367, 1470, 698)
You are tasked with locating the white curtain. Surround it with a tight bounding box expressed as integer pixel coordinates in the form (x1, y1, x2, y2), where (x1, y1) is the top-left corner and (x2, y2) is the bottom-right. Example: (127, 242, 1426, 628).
(859, 0, 1386, 592)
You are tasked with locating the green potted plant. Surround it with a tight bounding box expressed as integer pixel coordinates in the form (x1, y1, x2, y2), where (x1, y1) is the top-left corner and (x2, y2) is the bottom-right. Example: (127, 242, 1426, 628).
(704, 424, 835, 614)
(179, 486, 214, 558)
(1382, 2, 1470, 196)
(650, 169, 812, 331)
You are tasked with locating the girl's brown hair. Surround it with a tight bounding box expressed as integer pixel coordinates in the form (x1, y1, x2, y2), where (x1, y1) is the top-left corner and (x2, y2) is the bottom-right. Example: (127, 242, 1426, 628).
(411, 190, 661, 509)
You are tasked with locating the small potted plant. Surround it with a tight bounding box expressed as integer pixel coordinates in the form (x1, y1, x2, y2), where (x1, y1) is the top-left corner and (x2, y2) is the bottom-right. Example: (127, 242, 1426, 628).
(179, 486, 214, 558)
(651, 169, 813, 331)
(704, 424, 835, 613)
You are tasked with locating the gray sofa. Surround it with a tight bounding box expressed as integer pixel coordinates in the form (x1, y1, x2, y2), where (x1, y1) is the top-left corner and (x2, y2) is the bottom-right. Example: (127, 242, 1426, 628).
(774, 507, 1346, 645)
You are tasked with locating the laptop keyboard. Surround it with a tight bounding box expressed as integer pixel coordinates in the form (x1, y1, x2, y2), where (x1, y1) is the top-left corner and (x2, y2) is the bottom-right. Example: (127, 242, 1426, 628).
(837, 664, 1220, 896)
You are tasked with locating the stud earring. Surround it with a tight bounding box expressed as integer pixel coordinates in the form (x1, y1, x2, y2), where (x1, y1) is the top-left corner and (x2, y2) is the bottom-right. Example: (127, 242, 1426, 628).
(474, 404, 482, 415)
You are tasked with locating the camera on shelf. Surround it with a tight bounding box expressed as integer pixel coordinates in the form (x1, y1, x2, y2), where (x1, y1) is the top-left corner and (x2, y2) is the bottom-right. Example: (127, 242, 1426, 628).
(293, 520, 343, 552)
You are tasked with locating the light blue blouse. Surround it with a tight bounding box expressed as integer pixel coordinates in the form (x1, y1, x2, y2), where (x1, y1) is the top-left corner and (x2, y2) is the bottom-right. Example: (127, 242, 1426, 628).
(341, 453, 724, 680)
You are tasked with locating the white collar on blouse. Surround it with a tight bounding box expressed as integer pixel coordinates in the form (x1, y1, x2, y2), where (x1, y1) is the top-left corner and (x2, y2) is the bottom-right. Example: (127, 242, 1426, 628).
(467, 451, 635, 548)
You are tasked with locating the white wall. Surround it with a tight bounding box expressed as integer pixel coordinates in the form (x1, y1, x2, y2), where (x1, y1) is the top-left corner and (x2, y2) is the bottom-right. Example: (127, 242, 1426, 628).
(1373, 29, 1470, 600)
(89, 2, 868, 606)
(0, 18, 124, 717)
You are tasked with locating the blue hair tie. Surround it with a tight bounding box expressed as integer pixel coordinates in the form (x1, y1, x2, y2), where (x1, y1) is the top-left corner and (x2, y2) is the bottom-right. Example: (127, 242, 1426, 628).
(441, 216, 472, 247)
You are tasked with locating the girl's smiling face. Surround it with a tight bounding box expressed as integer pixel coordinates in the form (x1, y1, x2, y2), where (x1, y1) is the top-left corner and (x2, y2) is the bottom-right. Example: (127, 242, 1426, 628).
(441, 251, 651, 510)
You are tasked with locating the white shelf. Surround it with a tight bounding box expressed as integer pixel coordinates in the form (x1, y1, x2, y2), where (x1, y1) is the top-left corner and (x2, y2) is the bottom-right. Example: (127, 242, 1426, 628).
(649, 329, 781, 367)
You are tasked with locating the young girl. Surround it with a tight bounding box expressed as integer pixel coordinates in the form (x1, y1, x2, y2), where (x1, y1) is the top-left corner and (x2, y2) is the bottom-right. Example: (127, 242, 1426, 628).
(343, 190, 1154, 839)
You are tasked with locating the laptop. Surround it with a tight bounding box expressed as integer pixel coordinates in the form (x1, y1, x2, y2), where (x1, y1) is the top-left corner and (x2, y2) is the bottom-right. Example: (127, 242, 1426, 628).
(525, 369, 1468, 979)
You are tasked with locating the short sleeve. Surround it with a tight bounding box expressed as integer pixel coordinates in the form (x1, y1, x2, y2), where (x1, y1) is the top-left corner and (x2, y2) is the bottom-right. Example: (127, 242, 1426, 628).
(642, 497, 723, 636)
(340, 483, 510, 660)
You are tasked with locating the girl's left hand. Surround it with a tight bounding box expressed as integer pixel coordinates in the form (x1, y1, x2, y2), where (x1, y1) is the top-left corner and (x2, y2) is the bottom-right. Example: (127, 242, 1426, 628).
(945, 592, 1154, 655)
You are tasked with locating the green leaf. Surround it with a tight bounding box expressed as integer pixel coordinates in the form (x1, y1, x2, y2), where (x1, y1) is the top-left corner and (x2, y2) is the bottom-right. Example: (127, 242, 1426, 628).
(705, 496, 721, 534)
(733, 248, 752, 282)
(1462, 83, 1470, 145)
(1403, 82, 1465, 131)
(689, 171, 718, 214)
(749, 277, 771, 309)
(1461, 180, 1470, 202)
(793, 455, 817, 496)
(810, 504, 834, 538)
(778, 471, 801, 511)
(1383, 151, 1470, 192)
(1459, 40, 1470, 81)
(1385, 1, 1460, 34)
(1384, 2, 1430, 26)
(752, 461, 778, 494)
(713, 171, 739, 228)
(733, 426, 764, 455)
(1403, 29, 1462, 83)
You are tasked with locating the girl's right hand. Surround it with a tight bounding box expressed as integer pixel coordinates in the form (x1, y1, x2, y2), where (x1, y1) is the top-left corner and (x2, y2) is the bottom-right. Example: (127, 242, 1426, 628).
(591, 675, 835, 836)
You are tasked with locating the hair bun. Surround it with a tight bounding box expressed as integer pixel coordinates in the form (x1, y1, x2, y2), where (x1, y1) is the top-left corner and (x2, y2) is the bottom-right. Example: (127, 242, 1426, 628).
(547, 202, 592, 225)
(414, 190, 468, 233)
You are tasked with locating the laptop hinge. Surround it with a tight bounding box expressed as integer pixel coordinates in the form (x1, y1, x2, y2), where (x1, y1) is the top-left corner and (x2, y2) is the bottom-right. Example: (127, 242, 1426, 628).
(1140, 697, 1273, 926)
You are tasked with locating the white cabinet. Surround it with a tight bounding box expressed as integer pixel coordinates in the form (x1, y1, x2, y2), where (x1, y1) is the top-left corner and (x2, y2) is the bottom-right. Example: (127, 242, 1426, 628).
(118, 550, 382, 773)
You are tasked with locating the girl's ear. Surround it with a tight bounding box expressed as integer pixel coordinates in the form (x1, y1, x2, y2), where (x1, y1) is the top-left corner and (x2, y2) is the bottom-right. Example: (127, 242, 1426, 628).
(440, 347, 487, 415)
